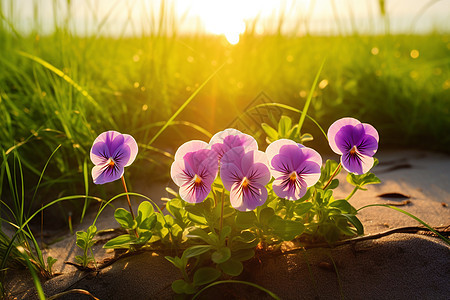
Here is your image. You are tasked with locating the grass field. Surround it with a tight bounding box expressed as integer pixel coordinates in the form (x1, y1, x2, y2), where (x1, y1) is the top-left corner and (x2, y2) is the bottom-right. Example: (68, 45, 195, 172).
(0, 0, 449, 218)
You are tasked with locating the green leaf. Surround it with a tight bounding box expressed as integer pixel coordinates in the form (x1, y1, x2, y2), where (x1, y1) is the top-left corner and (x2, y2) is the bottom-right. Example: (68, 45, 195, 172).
(137, 201, 154, 220)
(299, 133, 313, 143)
(262, 123, 278, 142)
(182, 245, 213, 259)
(114, 208, 136, 230)
(138, 214, 157, 231)
(211, 247, 231, 264)
(186, 212, 208, 225)
(278, 115, 292, 138)
(87, 225, 97, 238)
(293, 202, 313, 216)
(329, 199, 356, 214)
(103, 234, 136, 249)
(317, 159, 340, 187)
(259, 207, 275, 225)
(343, 214, 364, 235)
(231, 231, 259, 251)
(136, 231, 153, 244)
(235, 211, 257, 229)
(328, 179, 339, 190)
(186, 227, 214, 244)
(219, 226, 231, 244)
(232, 249, 255, 262)
(166, 187, 179, 197)
(172, 279, 196, 294)
(269, 216, 305, 241)
(165, 256, 183, 269)
(219, 259, 243, 276)
(47, 256, 57, 270)
(347, 172, 380, 187)
(193, 267, 221, 287)
(346, 171, 381, 189)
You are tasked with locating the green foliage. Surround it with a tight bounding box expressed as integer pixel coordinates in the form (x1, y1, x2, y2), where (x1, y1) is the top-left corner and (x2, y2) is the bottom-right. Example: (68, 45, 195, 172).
(75, 225, 97, 267)
(262, 115, 314, 145)
(103, 201, 157, 249)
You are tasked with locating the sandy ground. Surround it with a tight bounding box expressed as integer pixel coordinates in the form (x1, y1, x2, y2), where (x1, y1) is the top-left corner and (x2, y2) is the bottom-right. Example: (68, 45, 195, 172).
(4, 149, 450, 299)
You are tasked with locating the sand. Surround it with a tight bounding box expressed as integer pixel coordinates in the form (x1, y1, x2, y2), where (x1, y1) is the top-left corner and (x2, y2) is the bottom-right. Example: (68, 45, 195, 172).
(4, 149, 450, 299)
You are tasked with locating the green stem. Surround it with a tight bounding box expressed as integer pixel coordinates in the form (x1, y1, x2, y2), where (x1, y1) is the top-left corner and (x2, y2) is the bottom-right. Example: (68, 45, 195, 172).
(219, 189, 225, 232)
(121, 176, 138, 238)
(323, 163, 341, 190)
(358, 204, 450, 245)
(192, 280, 281, 300)
(345, 186, 359, 201)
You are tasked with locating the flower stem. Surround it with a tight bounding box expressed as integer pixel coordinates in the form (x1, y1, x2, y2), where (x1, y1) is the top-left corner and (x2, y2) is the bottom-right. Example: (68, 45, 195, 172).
(121, 176, 138, 238)
(323, 163, 341, 190)
(219, 189, 225, 232)
(345, 186, 359, 201)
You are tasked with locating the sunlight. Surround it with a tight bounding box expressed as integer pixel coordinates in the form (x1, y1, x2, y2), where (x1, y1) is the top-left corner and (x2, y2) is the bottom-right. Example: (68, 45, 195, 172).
(184, 0, 274, 44)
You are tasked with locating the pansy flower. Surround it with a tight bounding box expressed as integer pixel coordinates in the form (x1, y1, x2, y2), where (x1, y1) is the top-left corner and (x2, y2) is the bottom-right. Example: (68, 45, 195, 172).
(266, 139, 322, 200)
(327, 117, 379, 175)
(209, 128, 258, 160)
(90, 131, 138, 184)
(220, 147, 271, 211)
(171, 141, 218, 203)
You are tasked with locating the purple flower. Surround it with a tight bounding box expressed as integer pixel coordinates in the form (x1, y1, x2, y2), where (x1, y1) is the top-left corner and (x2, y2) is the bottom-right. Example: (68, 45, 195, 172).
(90, 131, 138, 184)
(209, 128, 258, 160)
(171, 141, 219, 203)
(220, 147, 271, 211)
(266, 139, 322, 200)
(327, 117, 379, 175)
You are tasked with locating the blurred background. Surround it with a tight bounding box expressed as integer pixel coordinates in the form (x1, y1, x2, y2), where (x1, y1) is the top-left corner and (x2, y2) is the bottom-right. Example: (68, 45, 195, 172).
(0, 0, 449, 222)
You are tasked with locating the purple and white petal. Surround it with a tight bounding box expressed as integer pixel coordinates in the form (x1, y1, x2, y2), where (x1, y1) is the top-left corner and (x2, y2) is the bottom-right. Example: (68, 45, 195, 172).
(265, 139, 298, 164)
(296, 160, 322, 187)
(327, 118, 361, 155)
(272, 175, 308, 200)
(179, 179, 212, 204)
(341, 151, 374, 175)
(210, 128, 258, 159)
(92, 162, 124, 185)
(174, 140, 209, 161)
(123, 134, 138, 167)
(230, 181, 268, 211)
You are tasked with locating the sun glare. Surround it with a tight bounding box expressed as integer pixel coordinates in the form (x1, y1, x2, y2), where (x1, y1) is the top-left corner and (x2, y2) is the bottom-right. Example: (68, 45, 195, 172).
(185, 0, 274, 44)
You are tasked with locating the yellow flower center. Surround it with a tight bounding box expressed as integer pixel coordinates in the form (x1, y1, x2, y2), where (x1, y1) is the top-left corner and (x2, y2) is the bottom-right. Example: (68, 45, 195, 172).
(289, 171, 297, 181)
(241, 177, 250, 188)
(194, 174, 202, 184)
(107, 158, 115, 167)
(350, 145, 357, 155)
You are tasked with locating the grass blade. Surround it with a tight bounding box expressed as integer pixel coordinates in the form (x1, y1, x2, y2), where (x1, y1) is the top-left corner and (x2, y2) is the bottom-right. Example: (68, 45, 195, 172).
(80, 158, 90, 223)
(17, 246, 45, 300)
(358, 204, 450, 244)
(297, 57, 326, 136)
(192, 280, 281, 300)
(147, 63, 224, 146)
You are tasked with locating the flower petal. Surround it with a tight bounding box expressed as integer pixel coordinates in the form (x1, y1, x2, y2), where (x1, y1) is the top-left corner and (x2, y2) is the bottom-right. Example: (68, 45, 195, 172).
(179, 179, 212, 203)
(230, 182, 268, 211)
(220, 161, 244, 191)
(174, 140, 210, 161)
(90, 141, 110, 166)
(327, 118, 360, 154)
(241, 150, 271, 186)
(296, 160, 322, 187)
(265, 139, 298, 165)
(210, 128, 258, 159)
(334, 124, 365, 154)
(357, 134, 378, 157)
(272, 175, 307, 200)
(123, 134, 138, 167)
(92, 163, 124, 184)
(111, 143, 131, 168)
(341, 151, 374, 175)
